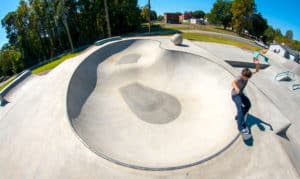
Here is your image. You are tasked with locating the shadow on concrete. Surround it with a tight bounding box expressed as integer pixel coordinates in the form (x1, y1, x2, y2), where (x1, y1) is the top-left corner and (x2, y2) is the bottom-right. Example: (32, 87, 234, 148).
(242, 114, 273, 147)
(225, 60, 270, 70)
(120, 82, 181, 124)
(179, 44, 189, 47)
(246, 114, 273, 132)
(0, 99, 9, 107)
(276, 124, 291, 141)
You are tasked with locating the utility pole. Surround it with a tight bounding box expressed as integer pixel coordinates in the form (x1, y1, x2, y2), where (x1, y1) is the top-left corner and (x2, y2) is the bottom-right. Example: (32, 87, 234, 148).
(148, 0, 151, 36)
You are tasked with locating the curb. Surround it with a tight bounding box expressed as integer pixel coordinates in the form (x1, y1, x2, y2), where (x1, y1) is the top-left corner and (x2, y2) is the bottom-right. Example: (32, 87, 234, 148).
(0, 70, 32, 106)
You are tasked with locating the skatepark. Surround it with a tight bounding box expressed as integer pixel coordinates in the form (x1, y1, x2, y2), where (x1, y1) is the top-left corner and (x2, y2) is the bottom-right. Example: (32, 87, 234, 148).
(0, 36, 300, 178)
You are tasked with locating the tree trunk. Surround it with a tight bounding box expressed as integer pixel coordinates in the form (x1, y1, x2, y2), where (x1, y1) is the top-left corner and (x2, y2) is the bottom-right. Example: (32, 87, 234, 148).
(148, 0, 151, 36)
(104, 0, 111, 37)
(62, 13, 74, 52)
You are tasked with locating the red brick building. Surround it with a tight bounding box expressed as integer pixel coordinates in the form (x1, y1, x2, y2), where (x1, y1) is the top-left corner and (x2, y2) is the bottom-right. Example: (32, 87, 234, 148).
(179, 11, 193, 22)
(164, 13, 181, 24)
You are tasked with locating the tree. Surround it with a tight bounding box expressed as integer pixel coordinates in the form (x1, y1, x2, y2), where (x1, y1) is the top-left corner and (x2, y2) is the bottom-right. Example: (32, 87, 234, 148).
(248, 13, 268, 38)
(147, 0, 151, 35)
(285, 30, 293, 40)
(157, 15, 163, 21)
(263, 26, 275, 43)
(274, 28, 283, 38)
(151, 10, 157, 21)
(1, 12, 18, 45)
(1, 0, 142, 74)
(292, 40, 300, 52)
(16, 0, 40, 67)
(141, 5, 157, 22)
(104, 0, 111, 37)
(29, 0, 49, 60)
(263, 27, 299, 51)
(109, 0, 141, 35)
(192, 10, 205, 18)
(0, 45, 23, 75)
(57, 0, 74, 52)
(208, 0, 232, 29)
(231, 0, 256, 34)
(76, 0, 105, 43)
(141, 6, 148, 22)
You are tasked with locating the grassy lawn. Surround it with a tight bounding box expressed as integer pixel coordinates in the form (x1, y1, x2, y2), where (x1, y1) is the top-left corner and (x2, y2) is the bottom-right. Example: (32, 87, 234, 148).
(138, 23, 242, 39)
(0, 76, 16, 91)
(161, 23, 237, 36)
(182, 32, 261, 51)
(32, 52, 81, 74)
(152, 23, 260, 51)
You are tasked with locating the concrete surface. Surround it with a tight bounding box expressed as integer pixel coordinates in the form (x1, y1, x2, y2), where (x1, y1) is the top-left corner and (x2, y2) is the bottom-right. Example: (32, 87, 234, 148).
(0, 70, 31, 97)
(0, 36, 299, 178)
(67, 39, 238, 169)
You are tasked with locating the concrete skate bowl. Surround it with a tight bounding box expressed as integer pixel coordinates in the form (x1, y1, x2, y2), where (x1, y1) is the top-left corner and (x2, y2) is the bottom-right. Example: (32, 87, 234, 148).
(67, 39, 239, 170)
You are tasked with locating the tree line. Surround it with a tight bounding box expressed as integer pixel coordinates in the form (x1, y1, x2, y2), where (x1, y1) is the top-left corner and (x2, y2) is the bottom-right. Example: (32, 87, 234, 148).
(1, 0, 299, 77)
(207, 0, 300, 51)
(0, 0, 141, 76)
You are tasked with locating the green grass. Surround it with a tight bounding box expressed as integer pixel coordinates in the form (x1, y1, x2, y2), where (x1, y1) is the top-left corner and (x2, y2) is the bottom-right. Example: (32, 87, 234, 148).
(0, 51, 81, 91)
(182, 33, 261, 51)
(32, 52, 81, 74)
(161, 23, 237, 36)
(157, 23, 260, 51)
(0, 76, 16, 91)
(138, 23, 238, 37)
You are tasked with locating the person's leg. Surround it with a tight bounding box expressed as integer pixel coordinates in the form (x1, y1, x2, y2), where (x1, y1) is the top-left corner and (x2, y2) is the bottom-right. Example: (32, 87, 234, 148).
(240, 94, 251, 115)
(232, 95, 246, 131)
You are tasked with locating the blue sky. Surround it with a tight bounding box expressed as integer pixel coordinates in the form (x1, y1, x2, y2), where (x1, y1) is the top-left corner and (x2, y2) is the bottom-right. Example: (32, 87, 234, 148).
(0, 0, 20, 48)
(0, 0, 299, 48)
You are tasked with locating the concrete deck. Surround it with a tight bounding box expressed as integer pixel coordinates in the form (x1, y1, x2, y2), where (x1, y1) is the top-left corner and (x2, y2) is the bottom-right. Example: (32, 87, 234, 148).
(0, 36, 299, 178)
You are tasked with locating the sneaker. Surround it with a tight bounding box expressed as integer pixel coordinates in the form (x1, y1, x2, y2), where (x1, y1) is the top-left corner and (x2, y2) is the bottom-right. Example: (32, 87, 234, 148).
(241, 127, 250, 135)
(241, 127, 252, 141)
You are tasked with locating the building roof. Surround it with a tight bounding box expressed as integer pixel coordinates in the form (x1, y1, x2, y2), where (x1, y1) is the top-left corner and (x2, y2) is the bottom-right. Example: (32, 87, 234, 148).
(271, 43, 299, 56)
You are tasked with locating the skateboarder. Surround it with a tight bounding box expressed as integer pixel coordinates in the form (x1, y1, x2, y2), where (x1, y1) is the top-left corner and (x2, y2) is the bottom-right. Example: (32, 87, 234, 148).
(231, 61, 260, 140)
(253, 49, 268, 72)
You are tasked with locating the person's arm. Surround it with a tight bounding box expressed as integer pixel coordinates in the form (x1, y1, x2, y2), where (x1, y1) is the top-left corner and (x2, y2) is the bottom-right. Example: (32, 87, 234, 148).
(232, 80, 240, 94)
(253, 51, 264, 74)
(253, 62, 260, 74)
